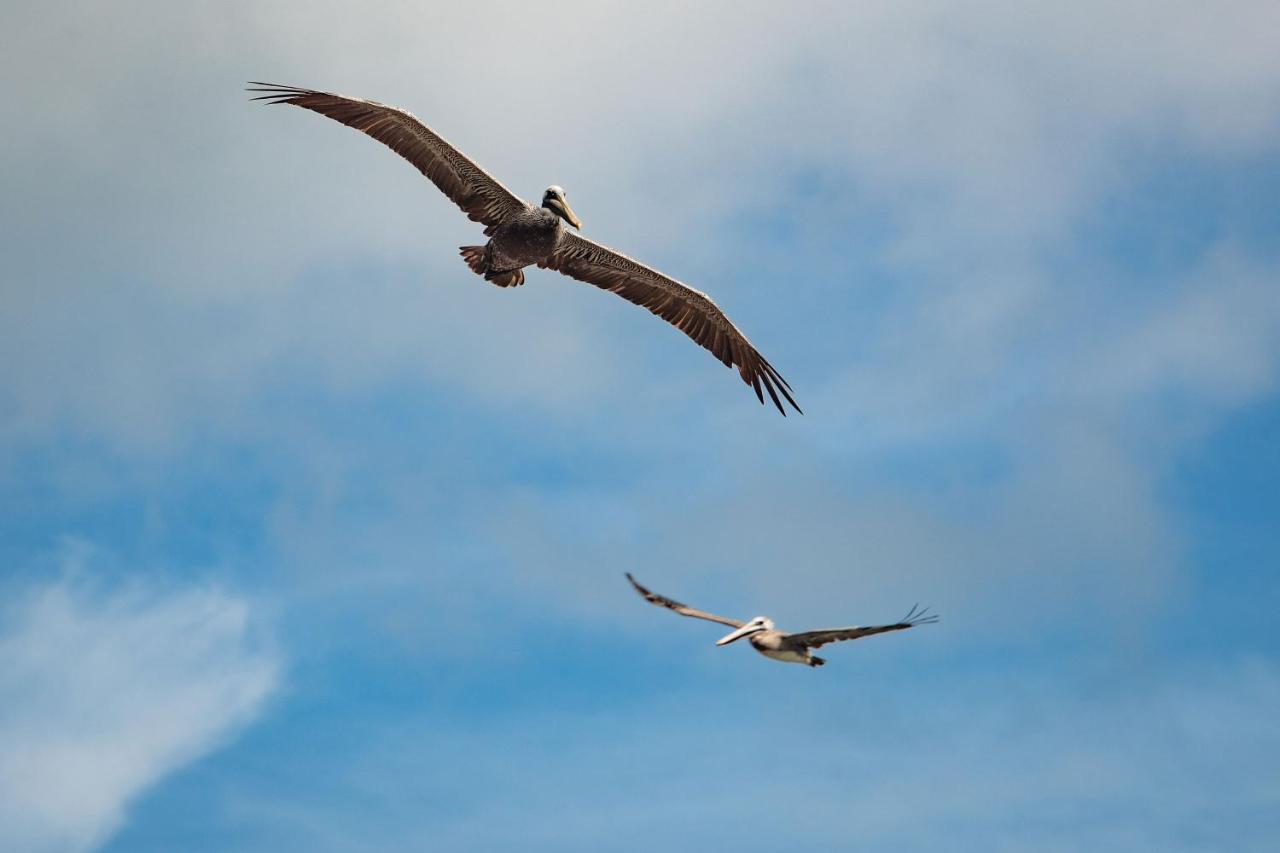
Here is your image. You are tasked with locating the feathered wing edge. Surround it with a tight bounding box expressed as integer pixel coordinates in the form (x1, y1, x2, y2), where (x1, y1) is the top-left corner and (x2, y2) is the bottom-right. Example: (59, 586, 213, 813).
(543, 234, 801, 415)
(247, 82, 526, 232)
(787, 605, 939, 650)
(624, 573, 745, 629)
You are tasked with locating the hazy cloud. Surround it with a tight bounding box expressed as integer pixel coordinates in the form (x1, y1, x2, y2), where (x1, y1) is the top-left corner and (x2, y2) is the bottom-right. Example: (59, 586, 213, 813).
(0, 567, 278, 853)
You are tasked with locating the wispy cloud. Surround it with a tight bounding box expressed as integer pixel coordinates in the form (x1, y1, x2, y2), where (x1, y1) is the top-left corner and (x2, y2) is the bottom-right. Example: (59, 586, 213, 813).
(0, 566, 278, 853)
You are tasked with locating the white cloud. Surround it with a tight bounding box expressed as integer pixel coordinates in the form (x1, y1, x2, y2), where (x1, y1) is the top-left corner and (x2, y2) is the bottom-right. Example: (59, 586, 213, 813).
(0, 570, 279, 853)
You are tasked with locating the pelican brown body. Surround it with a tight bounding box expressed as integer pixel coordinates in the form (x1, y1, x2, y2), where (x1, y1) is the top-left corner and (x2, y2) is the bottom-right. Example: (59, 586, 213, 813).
(459, 187, 578, 288)
(249, 83, 799, 414)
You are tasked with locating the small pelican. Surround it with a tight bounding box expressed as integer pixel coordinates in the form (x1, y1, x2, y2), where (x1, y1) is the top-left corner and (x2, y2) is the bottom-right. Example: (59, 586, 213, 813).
(626, 573, 937, 667)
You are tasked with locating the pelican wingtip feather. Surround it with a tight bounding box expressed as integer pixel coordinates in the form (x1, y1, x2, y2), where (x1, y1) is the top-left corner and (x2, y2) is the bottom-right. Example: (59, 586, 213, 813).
(900, 603, 940, 627)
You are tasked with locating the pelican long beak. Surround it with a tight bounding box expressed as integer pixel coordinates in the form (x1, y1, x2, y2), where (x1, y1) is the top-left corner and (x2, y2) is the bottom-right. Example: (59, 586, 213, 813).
(716, 624, 762, 646)
(551, 197, 582, 230)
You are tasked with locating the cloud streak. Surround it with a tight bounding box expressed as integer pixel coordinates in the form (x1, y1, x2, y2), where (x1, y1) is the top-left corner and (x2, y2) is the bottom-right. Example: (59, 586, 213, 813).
(0, 568, 278, 853)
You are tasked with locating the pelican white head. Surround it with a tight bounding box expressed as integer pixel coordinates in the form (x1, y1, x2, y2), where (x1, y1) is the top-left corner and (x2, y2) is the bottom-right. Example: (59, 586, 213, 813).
(541, 185, 582, 229)
(716, 616, 773, 646)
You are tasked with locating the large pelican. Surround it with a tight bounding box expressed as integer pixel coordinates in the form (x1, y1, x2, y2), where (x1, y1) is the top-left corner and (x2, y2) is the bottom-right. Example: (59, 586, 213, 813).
(626, 573, 936, 667)
(248, 84, 800, 415)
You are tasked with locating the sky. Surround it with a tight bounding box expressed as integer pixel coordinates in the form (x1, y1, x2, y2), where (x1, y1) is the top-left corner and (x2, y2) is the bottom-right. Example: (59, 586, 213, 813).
(1, 0, 1278, 849)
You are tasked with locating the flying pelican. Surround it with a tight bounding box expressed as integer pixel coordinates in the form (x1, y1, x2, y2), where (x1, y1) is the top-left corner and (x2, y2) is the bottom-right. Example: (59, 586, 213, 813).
(248, 84, 800, 415)
(625, 573, 936, 667)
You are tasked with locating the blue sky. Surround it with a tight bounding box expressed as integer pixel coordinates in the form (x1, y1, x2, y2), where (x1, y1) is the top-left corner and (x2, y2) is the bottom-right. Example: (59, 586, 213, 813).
(2, 1, 1279, 850)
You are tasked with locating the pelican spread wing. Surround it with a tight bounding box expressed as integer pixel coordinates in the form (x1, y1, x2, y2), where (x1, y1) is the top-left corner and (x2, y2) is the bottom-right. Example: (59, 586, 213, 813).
(247, 83, 526, 232)
(543, 234, 800, 415)
(786, 604, 939, 650)
(625, 573, 744, 629)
